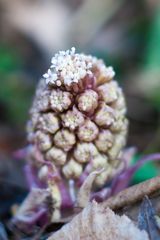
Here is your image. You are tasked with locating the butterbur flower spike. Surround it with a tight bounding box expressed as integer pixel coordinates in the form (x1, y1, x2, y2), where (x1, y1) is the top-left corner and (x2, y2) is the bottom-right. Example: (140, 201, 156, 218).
(19, 47, 128, 227)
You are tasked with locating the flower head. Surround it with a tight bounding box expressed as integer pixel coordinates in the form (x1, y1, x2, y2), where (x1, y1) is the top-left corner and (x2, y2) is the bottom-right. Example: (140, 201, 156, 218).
(26, 47, 128, 221)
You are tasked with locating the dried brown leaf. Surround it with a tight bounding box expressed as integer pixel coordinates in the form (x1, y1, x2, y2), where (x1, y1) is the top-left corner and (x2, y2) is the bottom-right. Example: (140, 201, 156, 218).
(11, 188, 51, 234)
(14, 188, 50, 217)
(48, 202, 149, 240)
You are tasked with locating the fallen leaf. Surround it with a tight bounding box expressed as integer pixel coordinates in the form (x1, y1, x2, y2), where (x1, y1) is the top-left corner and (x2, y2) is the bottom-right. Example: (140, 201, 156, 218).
(48, 202, 149, 240)
(138, 196, 160, 240)
(0, 223, 8, 240)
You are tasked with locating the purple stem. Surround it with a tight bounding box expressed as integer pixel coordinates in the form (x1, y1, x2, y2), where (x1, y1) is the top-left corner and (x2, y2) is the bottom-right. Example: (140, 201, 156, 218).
(77, 162, 92, 187)
(69, 179, 76, 204)
(24, 164, 45, 189)
(11, 208, 49, 234)
(33, 146, 62, 182)
(13, 208, 47, 225)
(59, 181, 74, 209)
(111, 153, 160, 195)
(91, 187, 111, 202)
(13, 147, 28, 160)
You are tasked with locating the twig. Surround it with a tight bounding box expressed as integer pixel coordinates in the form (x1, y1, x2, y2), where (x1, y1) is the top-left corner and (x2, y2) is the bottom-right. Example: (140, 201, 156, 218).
(102, 176, 160, 210)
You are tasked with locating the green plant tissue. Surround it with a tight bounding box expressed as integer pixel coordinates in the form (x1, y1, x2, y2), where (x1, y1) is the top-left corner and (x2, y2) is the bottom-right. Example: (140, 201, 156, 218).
(132, 155, 158, 184)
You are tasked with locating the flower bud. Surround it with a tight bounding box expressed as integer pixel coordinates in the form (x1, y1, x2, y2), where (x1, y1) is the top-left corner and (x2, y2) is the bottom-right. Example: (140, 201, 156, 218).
(77, 89, 98, 113)
(46, 146, 67, 166)
(108, 133, 126, 160)
(61, 107, 84, 130)
(74, 142, 98, 163)
(95, 130, 114, 153)
(92, 154, 108, 170)
(94, 102, 115, 127)
(95, 64, 115, 86)
(110, 116, 128, 132)
(37, 113, 60, 134)
(98, 81, 118, 103)
(77, 120, 99, 142)
(35, 131, 52, 151)
(53, 129, 76, 152)
(29, 112, 40, 129)
(62, 159, 83, 179)
(50, 90, 72, 112)
(111, 88, 126, 113)
(33, 89, 51, 112)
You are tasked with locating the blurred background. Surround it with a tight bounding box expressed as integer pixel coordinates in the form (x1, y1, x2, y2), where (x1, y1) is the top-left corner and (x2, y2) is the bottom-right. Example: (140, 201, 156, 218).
(0, 0, 160, 222)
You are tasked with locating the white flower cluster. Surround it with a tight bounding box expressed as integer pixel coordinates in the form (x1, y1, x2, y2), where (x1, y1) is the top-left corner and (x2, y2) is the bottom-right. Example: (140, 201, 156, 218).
(43, 47, 93, 86)
(43, 47, 115, 87)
